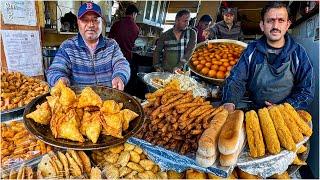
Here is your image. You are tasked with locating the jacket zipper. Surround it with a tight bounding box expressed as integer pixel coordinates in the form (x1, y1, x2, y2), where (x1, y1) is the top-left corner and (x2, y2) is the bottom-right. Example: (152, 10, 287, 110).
(91, 53, 98, 85)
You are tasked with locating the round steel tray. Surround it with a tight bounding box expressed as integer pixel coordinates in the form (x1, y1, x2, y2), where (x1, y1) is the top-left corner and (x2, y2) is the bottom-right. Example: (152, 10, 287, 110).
(23, 86, 145, 150)
(137, 72, 172, 92)
(188, 39, 248, 84)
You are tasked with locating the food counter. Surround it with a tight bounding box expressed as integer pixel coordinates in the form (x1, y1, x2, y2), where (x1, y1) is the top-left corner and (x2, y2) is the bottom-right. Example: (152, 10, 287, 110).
(0, 41, 313, 179)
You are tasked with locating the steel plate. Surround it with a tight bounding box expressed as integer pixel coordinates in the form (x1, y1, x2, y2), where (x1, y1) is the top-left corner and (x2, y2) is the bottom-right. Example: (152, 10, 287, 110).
(23, 86, 145, 150)
(188, 39, 248, 84)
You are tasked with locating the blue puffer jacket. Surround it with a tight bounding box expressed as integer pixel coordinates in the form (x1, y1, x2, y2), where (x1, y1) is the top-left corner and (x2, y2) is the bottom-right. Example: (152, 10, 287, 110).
(46, 34, 130, 87)
(222, 33, 314, 110)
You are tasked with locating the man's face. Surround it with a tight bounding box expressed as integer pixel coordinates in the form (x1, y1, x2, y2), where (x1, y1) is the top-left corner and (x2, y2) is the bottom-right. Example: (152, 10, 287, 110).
(175, 14, 190, 31)
(223, 13, 234, 25)
(77, 12, 102, 42)
(199, 21, 211, 30)
(259, 7, 291, 42)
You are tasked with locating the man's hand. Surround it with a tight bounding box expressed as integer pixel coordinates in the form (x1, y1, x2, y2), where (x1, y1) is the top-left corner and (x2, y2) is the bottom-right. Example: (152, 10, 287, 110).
(265, 101, 274, 106)
(56, 77, 69, 86)
(112, 77, 124, 91)
(223, 103, 235, 113)
(202, 29, 210, 40)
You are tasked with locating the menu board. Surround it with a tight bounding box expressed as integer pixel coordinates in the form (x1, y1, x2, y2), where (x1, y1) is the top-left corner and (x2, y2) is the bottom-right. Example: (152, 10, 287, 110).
(1, 1, 37, 26)
(1, 30, 43, 76)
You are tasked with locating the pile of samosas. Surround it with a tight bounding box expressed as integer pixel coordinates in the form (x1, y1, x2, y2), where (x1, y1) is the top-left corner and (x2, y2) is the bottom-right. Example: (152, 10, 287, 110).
(26, 80, 139, 143)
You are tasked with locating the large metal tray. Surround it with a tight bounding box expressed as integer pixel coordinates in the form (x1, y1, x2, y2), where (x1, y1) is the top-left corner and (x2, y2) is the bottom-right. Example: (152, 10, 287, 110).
(188, 39, 248, 85)
(23, 86, 145, 150)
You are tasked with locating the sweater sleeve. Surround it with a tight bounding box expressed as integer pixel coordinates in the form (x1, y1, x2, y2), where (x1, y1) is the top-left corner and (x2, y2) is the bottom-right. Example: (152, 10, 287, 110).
(110, 40, 131, 85)
(284, 46, 315, 110)
(222, 50, 250, 106)
(46, 43, 71, 87)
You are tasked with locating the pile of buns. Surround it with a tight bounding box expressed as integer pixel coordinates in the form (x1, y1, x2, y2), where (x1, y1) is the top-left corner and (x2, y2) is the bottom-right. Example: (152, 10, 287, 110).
(196, 110, 245, 167)
(245, 103, 312, 158)
(137, 83, 223, 155)
(91, 143, 167, 179)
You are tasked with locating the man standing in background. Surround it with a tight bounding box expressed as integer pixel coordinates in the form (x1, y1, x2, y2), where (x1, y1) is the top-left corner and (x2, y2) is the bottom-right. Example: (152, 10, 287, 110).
(195, 15, 213, 43)
(153, 9, 197, 72)
(204, 8, 243, 41)
(109, 4, 140, 95)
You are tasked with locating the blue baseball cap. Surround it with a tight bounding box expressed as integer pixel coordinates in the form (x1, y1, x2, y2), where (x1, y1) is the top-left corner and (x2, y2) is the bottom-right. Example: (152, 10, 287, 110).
(78, 2, 103, 19)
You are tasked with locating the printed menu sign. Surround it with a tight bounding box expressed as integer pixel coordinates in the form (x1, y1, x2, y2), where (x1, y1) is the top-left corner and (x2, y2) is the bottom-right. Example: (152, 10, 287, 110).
(1, 30, 43, 76)
(1, 1, 37, 26)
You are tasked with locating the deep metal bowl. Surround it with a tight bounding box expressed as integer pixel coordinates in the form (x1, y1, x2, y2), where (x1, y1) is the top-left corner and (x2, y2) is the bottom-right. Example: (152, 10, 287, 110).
(188, 39, 248, 85)
(23, 86, 145, 150)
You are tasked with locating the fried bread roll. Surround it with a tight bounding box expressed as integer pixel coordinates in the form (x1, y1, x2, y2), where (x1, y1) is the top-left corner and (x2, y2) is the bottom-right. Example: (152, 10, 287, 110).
(278, 105, 304, 143)
(196, 109, 228, 167)
(245, 110, 265, 157)
(269, 106, 296, 151)
(258, 108, 280, 154)
(218, 110, 244, 155)
(283, 103, 312, 137)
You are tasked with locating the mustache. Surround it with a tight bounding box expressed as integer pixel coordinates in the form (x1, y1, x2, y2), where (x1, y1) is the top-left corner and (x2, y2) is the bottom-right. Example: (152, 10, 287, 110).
(270, 28, 281, 33)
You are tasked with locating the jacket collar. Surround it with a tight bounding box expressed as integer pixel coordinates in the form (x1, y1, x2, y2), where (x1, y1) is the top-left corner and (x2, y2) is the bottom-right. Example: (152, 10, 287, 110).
(256, 33, 298, 59)
(77, 33, 106, 50)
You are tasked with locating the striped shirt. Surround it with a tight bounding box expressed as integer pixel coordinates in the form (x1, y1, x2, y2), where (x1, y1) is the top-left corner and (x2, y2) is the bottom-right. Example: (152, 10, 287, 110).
(209, 21, 243, 41)
(153, 27, 196, 72)
(46, 34, 130, 87)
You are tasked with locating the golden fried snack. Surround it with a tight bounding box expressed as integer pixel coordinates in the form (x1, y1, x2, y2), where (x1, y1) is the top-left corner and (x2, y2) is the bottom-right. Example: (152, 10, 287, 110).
(78, 151, 92, 175)
(161, 94, 193, 112)
(270, 171, 290, 179)
(101, 113, 123, 138)
(160, 90, 181, 104)
(37, 154, 57, 178)
(189, 104, 213, 118)
(80, 111, 102, 143)
(100, 100, 123, 115)
(175, 101, 209, 110)
(57, 109, 85, 142)
(68, 150, 84, 173)
(46, 96, 59, 111)
(57, 151, 70, 178)
(59, 86, 77, 109)
(203, 106, 224, 123)
(186, 169, 207, 179)
(90, 167, 101, 179)
(278, 105, 304, 143)
(48, 151, 64, 178)
(297, 110, 312, 122)
(237, 168, 259, 179)
(297, 145, 307, 154)
(283, 103, 312, 137)
(258, 108, 280, 154)
(26, 101, 51, 125)
(179, 106, 198, 122)
(50, 79, 65, 96)
(121, 109, 139, 131)
(195, 108, 215, 123)
(269, 106, 296, 151)
(77, 87, 103, 108)
(66, 152, 82, 177)
(245, 110, 265, 157)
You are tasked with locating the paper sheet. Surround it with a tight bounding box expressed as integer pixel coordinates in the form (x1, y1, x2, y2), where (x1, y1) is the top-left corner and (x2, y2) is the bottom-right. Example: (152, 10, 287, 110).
(1, 1, 37, 26)
(1, 30, 43, 76)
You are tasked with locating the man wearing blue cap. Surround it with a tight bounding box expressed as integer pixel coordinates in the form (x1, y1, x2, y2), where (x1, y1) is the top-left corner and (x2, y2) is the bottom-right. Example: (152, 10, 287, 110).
(47, 2, 130, 91)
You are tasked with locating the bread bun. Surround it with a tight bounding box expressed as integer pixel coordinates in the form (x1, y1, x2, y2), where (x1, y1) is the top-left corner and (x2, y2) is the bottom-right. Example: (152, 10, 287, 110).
(196, 109, 228, 166)
(196, 152, 218, 167)
(218, 110, 244, 155)
(219, 126, 245, 166)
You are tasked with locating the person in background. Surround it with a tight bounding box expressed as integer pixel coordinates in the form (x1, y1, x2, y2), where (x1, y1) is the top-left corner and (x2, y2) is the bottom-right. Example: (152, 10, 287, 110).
(108, 4, 140, 95)
(47, 2, 130, 91)
(195, 15, 213, 43)
(153, 9, 197, 72)
(222, 2, 314, 111)
(109, 4, 140, 62)
(204, 8, 243, 41)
